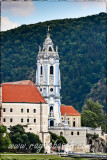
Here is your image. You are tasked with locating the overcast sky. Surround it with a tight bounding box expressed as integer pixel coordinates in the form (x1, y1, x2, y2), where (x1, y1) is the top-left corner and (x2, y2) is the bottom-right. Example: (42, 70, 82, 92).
(1, 0, 106, 31)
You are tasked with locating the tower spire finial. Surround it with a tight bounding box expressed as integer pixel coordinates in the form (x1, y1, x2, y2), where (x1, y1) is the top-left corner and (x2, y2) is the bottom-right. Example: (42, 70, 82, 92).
(48, 25, 50, 32)
(47, 25, 50, 38)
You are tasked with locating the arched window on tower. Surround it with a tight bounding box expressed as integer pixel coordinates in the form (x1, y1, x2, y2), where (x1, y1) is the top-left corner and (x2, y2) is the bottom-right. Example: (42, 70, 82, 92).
(49, 47, 52, 51)
(50, 120, 54, 127)
(50, 66, 53, 75)
(40, 66, 43, 75)
(50, 106, 53, 117)
(73, 121, 75, 127)
(50, 106, 53, 112)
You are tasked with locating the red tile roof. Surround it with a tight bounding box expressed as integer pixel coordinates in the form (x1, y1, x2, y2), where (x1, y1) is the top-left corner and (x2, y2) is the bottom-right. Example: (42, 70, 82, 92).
(2, 80, 46, 103)
(60, 105, 80, 116)
(3, 80, 33, 85)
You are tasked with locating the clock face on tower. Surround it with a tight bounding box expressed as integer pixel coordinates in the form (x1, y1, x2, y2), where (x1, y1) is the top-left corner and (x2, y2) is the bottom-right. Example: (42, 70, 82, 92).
(49, 58, 54, 64)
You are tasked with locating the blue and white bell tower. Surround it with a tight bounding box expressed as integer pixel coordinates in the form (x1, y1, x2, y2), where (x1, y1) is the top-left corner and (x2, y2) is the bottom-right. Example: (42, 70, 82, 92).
(36, 33, 61, 126)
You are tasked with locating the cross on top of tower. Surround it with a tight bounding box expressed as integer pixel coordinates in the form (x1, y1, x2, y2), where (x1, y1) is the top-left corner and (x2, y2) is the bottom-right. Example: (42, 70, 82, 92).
(48, 25, 50, 32)
(47, 25, 51, 37)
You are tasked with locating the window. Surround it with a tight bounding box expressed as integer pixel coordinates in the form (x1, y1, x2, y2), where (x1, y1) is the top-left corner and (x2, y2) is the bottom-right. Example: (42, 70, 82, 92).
(50, 106, 53, 117)
(77, 132, 79, 135)
(21, 109, 23, 113)
(10, 118, 13, 122)
(50, 66, 53, 74)
(50, 88, 53, 92)
(50, 106, 53, 112)
(10, 108, 13, 112)
(49, 47, 52, 51)
(71, 132, 73, 135)
(29, 128, 32, 130)
(3, 108, 6, 112)
(27, 109, 29, 113)
(60, 132, 63, 136)
(41, 66, 43, 75)
(21, 118, 23, 123)
(73, 121, 75, 127)
(27, 119, 29, 123)
(34, 119, 36, 123)
(3, 118, 6, 122)
(40, 88, 42, 92)
(34, 109, 36, 113)
(50, 120, 54, 126)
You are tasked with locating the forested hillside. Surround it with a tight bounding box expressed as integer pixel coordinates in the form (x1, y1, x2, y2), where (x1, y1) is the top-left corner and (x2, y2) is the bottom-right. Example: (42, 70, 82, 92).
(1, 12, 106, 111)
(85, 78, 106, 111)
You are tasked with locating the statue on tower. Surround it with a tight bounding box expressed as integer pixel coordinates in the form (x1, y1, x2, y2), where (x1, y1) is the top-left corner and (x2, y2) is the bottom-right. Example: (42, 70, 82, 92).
(56, 46, 58, 52)
(39, 46, 41, 52)
(63, 113, 69, 126)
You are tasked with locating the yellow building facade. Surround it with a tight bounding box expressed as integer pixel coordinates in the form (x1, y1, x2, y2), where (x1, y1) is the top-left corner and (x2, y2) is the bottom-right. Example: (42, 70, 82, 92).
(60, 105, 81, 127)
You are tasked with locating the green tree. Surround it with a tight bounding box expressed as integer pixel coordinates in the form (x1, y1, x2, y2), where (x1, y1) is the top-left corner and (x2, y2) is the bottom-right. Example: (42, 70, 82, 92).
(81, 100, 105, 131)
(27, 132, 44, 153)
(83, 99, 104, 126)
(49, 132, 67, 146)
(0, 125, 11, 152)
(9, 125, 44, 153)
(101, 114, 107, 133)
(81, 110, 98, 128)
(57, 136, 67, 145)
(9, 124, 25, 135)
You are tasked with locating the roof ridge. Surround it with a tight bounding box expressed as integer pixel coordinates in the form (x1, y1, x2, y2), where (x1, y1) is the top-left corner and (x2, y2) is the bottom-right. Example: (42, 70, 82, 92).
(2, 84, 35, 86)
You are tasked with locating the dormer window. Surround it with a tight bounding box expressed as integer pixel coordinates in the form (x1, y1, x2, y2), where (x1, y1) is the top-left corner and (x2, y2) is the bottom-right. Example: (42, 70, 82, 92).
(49, 47, 52, 51)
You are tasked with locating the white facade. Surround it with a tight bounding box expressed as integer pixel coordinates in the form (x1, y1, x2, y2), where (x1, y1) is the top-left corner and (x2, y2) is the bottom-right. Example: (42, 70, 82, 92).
(2, 102, 50, 153)
(49, 126, 87, 146)
(2, 103, 47, 132)
(49, 126, 102, 152)
(36, 33, 61, 127)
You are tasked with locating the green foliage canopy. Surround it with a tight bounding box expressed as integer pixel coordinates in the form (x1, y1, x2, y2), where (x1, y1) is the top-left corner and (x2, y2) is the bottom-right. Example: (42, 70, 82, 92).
(0, 125, 11, 152)
(49, 132, 67, 146)
(81, 110, 98, 128)
(9, 124, 44, 153)
(81, 99, 106, 132)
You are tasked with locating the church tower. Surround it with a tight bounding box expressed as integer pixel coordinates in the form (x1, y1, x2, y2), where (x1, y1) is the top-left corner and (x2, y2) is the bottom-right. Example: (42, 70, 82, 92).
(36, 32, 61, 126)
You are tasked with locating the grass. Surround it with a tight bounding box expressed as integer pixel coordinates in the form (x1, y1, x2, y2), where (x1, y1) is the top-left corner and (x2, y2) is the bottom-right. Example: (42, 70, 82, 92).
(0, 154, 71, 160)
(0, 154, 101, 160)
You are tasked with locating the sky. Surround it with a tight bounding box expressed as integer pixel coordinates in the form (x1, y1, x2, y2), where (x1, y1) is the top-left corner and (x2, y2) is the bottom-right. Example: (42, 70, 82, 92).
(1, 0, 107, 31)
